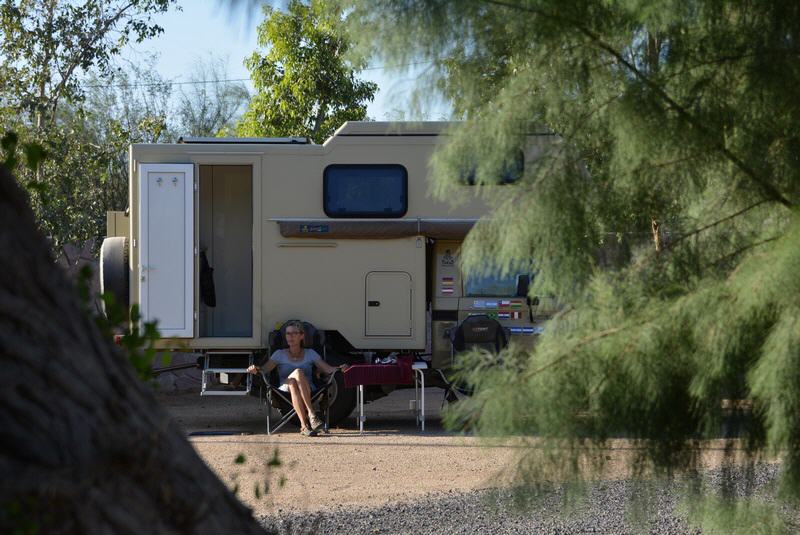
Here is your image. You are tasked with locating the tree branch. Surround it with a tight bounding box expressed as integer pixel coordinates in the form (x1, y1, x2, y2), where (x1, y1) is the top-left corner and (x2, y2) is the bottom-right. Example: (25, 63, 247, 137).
(521, 325, 625, 380)
(48, 2, 138, 124)
(668, 199, 770, 249)
(706, 235, 780, 270)
(483, 0, 793, 208)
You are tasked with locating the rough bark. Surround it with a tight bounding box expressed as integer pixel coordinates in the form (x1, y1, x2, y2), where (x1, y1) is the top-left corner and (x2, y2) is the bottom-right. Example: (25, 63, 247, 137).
(0, 164, 268, 533)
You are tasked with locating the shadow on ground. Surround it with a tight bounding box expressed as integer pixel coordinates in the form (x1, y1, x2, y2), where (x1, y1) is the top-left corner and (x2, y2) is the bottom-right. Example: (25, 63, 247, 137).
(156, 386, 452, 437)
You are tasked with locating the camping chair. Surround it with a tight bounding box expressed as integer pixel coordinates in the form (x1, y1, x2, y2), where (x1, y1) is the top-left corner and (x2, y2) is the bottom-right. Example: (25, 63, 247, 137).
(257, 320, 336, 435)
(441, 315, 509, 403)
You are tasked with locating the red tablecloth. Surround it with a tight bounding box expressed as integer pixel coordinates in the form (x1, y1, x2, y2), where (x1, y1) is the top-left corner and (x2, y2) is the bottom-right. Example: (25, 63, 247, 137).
(343, 356, 413, 387)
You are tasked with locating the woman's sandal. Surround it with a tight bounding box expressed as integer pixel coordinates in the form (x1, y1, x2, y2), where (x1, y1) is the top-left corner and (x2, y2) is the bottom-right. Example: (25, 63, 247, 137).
(300, 426, 317, 437)
(308, 415, 324, 433)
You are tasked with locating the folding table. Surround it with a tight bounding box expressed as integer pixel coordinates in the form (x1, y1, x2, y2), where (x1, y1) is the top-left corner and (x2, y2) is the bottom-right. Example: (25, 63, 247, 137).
(343, 356, 427, 433)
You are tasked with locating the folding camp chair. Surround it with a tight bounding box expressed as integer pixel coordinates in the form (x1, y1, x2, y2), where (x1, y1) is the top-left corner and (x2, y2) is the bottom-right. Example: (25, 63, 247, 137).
(450, 314, 508, 356)
(441, 314, 509, 403)
(257, 320, 337, 435)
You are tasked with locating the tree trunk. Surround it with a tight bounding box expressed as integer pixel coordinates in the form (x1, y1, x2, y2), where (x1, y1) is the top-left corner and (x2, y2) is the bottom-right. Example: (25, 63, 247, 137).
(0, 164, 268, 533)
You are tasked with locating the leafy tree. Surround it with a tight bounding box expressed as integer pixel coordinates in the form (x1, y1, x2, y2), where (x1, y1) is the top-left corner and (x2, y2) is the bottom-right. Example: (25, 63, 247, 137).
(0, 0, 176, 249)
(1, 60, 173, 250)
(237, 0, 377, 143)
(341, 0, 800, 530)
(176, 55, 250, 138)
(0, 0, 175, 128)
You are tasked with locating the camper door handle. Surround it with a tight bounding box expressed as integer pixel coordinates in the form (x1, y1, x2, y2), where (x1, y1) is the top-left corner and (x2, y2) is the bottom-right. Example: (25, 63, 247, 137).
(368, 301, 380, 307)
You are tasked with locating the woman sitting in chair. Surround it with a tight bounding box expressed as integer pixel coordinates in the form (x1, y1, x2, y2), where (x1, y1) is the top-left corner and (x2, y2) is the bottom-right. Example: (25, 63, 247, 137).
(247, 320, 345, 436)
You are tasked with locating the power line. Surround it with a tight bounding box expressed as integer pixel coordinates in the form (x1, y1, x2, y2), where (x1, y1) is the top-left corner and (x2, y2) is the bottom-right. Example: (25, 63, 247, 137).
(82, 60, 435, 90)
(83, 78, 250, 89)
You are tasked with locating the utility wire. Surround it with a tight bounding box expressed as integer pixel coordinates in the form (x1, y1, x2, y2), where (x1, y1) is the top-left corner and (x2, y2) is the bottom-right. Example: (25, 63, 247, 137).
(83, 78, 250, 89)
(83, 60, 435, 90)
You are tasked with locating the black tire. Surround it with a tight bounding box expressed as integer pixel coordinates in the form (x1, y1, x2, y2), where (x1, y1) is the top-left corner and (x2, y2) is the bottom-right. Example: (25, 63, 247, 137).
(100, 236, 129, 314)
(323, 369, 357, 426)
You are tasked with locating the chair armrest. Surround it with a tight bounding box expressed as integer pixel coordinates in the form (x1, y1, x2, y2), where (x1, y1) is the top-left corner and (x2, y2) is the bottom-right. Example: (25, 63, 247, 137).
(321, 369, 341, 386)
(259, 370, 281, 391)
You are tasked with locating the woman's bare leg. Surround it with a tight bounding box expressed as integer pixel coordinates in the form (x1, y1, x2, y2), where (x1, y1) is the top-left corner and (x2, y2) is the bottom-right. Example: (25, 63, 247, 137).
(288, 369, 315, 419)
(286, 378, 310, 429)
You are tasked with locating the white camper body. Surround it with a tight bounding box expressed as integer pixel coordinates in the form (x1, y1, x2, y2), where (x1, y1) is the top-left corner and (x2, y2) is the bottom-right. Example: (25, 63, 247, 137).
(103, 122, 554, 419)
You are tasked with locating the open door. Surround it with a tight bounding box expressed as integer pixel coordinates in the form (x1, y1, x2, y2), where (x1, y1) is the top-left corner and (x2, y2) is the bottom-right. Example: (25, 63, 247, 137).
(139, 163, 194, 338)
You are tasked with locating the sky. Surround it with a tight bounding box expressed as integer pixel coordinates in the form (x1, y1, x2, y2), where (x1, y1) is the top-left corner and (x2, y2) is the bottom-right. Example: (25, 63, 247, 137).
(124, 0, 450, 122)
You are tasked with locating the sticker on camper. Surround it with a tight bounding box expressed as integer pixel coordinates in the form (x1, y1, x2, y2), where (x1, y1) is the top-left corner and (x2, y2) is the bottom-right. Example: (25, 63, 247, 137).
(441, 249, 455, 266)
(473, 300, 486, 309)
(300, 224, 329, 233)
(509, 326, 544, 335)
(441, 277, 454, 294)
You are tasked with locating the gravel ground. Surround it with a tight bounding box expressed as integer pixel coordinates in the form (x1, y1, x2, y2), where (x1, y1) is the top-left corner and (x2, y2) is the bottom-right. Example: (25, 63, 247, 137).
(260, 464, 798, 535)
(156, 391, 796, 533)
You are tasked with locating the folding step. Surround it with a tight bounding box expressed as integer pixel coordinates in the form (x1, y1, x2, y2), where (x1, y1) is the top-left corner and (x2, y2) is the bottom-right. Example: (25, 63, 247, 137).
(200, 351, 254, 396)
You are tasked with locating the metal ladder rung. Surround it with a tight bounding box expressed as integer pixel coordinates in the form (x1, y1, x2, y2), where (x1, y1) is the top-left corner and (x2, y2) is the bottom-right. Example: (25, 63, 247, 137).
(200, 352, 254, 397)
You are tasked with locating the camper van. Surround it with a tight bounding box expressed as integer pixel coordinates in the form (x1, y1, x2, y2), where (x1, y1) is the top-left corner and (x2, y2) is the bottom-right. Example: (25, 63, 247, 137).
(100, 121, 555, 424)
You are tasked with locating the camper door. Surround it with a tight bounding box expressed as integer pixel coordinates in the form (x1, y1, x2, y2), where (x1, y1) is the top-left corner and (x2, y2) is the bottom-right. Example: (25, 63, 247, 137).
(138, 163, 195, 338)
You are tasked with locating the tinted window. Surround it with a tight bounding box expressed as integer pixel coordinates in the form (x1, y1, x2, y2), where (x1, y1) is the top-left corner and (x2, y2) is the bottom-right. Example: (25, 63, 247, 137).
(461, 152, 524, 185)
(464, 273, 519, 297)
(324, 165, 408, 218)
(464, 272, 535, 297)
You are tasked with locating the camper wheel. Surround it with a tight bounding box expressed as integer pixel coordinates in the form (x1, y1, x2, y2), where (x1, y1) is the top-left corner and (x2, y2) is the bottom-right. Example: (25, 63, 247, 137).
(323, 366, 357, 426)
(100, 236, 129, 314)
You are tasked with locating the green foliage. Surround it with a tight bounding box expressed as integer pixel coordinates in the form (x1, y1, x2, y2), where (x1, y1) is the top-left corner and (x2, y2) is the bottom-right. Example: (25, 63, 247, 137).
(683, 493, 792, 535)
(3, 116, 134, 250)
(237, 0, 377, 143)
(228, 448, 283, 500)
(99, 297, 161, 381)
(0, 0, 175, 250)
(1, 131, 45, 171)
(0, 3, 247, 250)
(0, 0, 175, 125)
(342, 0, 800, 527)
(0, 496, 39, 535)
(74, 265, 161, 381)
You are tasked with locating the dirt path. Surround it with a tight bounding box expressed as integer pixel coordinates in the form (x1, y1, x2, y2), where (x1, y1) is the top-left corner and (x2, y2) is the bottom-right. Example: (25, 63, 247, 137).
(158, 389, 771, 517)
(159, 388, 518, 515)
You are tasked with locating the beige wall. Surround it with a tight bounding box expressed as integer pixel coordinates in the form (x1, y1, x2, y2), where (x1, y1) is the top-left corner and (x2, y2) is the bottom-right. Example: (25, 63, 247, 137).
(129, 123, 501, 351)
(106, 211, 129, 239)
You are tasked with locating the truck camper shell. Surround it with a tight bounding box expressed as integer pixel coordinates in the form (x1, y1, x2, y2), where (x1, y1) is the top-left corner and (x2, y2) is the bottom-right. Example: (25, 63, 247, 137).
(103, 121, 555, 421)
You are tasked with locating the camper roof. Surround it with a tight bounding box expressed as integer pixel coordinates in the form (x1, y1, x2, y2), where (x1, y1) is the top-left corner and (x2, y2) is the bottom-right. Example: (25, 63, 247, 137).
(334, 121, 453, 136)
(177, 136, 310, 144)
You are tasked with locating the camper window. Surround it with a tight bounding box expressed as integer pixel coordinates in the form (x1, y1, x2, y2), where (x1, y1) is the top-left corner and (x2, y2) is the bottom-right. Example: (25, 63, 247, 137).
(465, 273, 531, 297)
(323, 164, 407, 218)
(461, 152, 524, 185)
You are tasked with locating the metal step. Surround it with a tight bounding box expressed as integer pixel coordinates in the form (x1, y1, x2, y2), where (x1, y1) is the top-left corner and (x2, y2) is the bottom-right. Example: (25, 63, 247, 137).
(200, 351, 254, 397)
